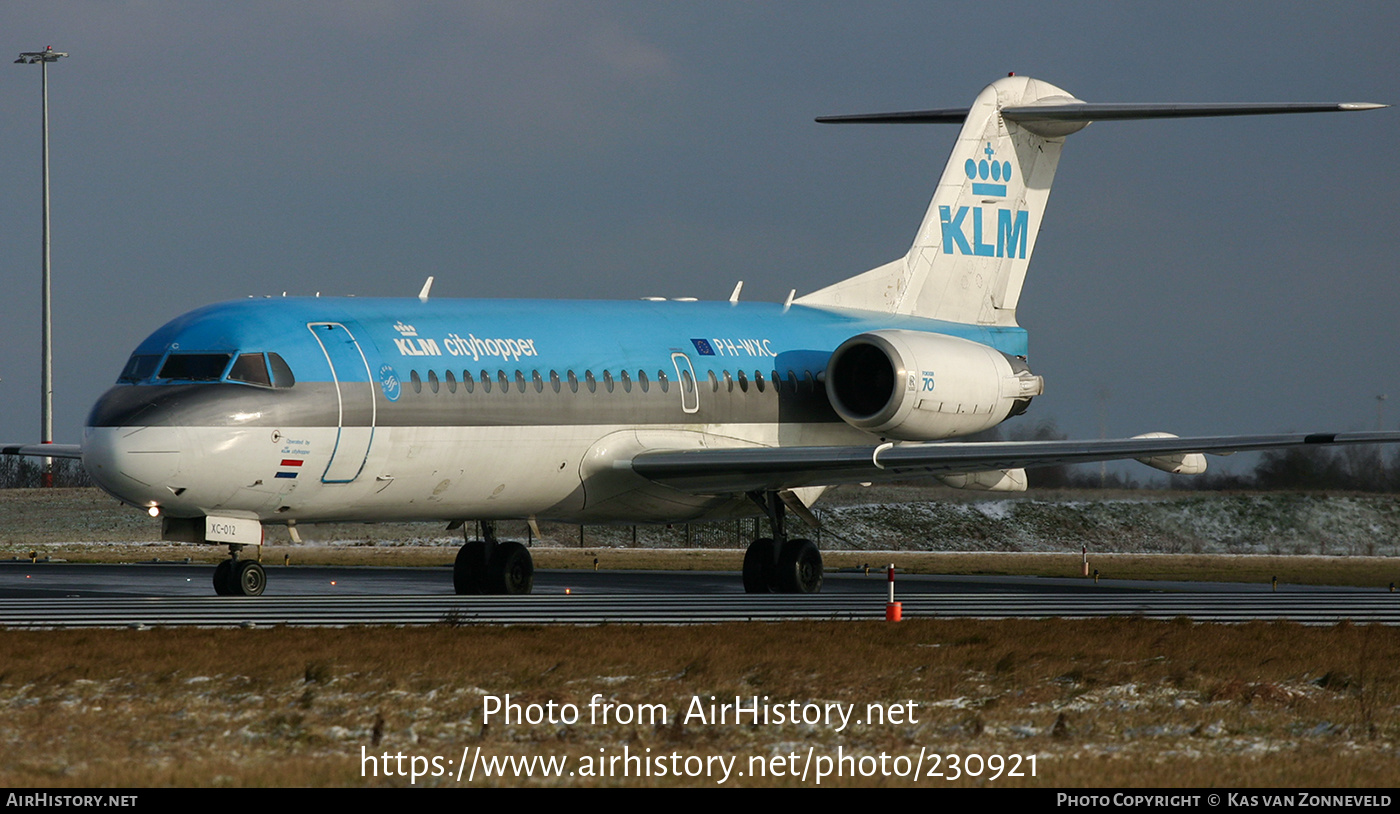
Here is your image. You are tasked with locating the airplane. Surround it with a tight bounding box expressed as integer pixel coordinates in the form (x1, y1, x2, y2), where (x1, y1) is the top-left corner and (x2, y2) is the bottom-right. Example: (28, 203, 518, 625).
(3, 75, 1393, 598)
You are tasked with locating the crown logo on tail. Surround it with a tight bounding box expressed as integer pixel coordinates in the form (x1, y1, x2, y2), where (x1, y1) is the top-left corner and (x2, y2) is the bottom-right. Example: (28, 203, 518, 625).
(965, 142, 1012, 198)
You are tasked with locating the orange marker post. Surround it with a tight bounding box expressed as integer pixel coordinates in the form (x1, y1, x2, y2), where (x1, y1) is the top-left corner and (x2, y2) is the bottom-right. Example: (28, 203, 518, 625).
(885, 563, 902, 621)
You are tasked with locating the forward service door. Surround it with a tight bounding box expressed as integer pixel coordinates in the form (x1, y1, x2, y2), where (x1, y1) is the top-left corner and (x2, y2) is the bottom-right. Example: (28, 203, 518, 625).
(308, 322, 377, 483)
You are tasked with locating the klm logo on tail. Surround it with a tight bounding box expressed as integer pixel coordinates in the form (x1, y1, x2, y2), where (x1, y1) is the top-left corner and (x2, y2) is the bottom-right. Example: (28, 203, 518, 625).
(939, 143, 1028, 259)
(967, 142, 1012, 197)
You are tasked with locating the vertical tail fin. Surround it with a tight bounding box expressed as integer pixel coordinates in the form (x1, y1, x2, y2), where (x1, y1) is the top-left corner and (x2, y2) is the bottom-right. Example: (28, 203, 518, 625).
(798, 76, 1076, 325)
(797, 76, 1384, 324)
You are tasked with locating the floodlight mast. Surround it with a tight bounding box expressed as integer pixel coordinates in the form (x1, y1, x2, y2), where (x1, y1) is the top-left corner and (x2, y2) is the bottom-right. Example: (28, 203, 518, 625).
(14, 46, 68, 487)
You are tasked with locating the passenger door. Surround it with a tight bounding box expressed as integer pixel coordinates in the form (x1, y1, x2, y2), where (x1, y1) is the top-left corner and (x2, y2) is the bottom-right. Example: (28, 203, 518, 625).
(307, 322, 376, 483)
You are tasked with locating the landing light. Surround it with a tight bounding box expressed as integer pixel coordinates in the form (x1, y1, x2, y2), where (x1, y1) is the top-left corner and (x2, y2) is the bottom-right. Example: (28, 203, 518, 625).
(147, 506, 160, 517)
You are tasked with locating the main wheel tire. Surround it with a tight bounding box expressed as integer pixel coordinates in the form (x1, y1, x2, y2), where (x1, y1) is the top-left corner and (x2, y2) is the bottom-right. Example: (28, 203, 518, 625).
(212, 560, 233, 596)
(486, 541, 534, 595)
(234, 560, 266, 597)
(742, 537, 776, 594)
(776, 538, 823, 594)
(453, 540, 488, 595)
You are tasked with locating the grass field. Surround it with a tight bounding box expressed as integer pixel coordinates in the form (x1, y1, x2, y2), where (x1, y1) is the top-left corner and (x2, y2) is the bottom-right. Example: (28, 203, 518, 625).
(1, 620, 1397, 787)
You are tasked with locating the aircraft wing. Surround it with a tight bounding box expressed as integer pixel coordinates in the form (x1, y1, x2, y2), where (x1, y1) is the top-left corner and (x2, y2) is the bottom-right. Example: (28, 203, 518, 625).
(0, 443, 83, 460)
(626, 432, 1400, 493)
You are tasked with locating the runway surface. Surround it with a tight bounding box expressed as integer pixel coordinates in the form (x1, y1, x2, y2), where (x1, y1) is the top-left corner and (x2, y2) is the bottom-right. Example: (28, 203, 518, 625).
(2, 561, 1396, 626)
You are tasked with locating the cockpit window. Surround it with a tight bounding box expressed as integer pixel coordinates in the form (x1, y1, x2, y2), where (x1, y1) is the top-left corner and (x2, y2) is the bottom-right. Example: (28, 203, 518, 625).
(117, 354, 161, 383)
(228, 353, 272, 386)
(268, 353, 295, 388)
(158, 353, 232, 381)
(118, 350, 295, 387)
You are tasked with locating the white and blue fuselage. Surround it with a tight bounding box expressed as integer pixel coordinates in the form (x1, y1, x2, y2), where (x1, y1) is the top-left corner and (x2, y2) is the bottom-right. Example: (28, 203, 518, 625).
(83, 297, 1030, 528)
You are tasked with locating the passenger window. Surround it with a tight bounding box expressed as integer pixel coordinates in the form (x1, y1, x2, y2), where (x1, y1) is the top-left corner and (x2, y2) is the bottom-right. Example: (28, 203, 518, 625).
(708, 370, 718, 392)
(428, 370, 440, 394)
(532, 370, 544, 393)
(621, 370, 632, 393)
(516, 370, 527, 392)
(682, 369, 694, 394)
(567, 370, 579, 393)
(585, 370, 597, 393)
(550, 370, 561, 393)
(724, 370, 733, 392)
(755, 371, 765, 393)
(603, 370, 615, 393)
(410, 370, 423, 394)
(638, 370, 649, 393)
(463, 370, 475, 393)
(658, 370, 669, 393)
(498, 371, 510, 393)
(446, 370, 457, 394)
(228, 353, 272, 387)
(737, 370, 748, 392)
(480, 370, 492, 393)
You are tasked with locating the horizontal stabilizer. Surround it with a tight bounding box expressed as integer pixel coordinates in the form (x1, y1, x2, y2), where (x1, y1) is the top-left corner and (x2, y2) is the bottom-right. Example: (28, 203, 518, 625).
(817, 101, 1386, 125)
(816, 108, 970, 124)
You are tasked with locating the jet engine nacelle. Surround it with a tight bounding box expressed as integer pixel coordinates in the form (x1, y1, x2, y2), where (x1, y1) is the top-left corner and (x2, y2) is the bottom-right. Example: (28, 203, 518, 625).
(825, 330, 1043, 441)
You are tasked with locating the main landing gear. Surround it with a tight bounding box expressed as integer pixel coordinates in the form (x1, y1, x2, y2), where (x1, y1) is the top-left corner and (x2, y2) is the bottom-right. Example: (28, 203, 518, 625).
(742, 490, 823, 594)
(453, 520, 534, 595)
(213, 544, 265, 596)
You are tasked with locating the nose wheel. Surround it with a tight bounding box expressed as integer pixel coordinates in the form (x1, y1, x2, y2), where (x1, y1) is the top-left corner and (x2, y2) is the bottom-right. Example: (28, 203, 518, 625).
(213, 546, 266, 596)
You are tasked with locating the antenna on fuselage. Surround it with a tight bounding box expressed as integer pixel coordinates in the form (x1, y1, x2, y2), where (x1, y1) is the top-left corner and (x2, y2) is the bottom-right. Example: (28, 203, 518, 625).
(729, 281, 743, 304)
(419, 276, 434, 303)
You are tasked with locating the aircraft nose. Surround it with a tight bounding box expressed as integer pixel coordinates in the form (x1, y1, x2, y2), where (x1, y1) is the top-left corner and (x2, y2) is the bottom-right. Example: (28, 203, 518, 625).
(82, 425, 188, 507)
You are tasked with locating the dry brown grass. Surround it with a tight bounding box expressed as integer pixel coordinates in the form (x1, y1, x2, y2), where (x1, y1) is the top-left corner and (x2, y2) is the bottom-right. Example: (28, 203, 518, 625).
(1, 619, 1397, 787)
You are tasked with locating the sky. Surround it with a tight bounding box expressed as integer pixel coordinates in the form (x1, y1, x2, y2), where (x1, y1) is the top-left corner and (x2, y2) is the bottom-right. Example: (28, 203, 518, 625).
(1, 2, 1396, 475)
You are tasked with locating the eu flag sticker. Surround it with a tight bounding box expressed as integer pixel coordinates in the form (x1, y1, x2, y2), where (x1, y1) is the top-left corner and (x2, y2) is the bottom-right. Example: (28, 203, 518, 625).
(691, 338, 715, 356)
